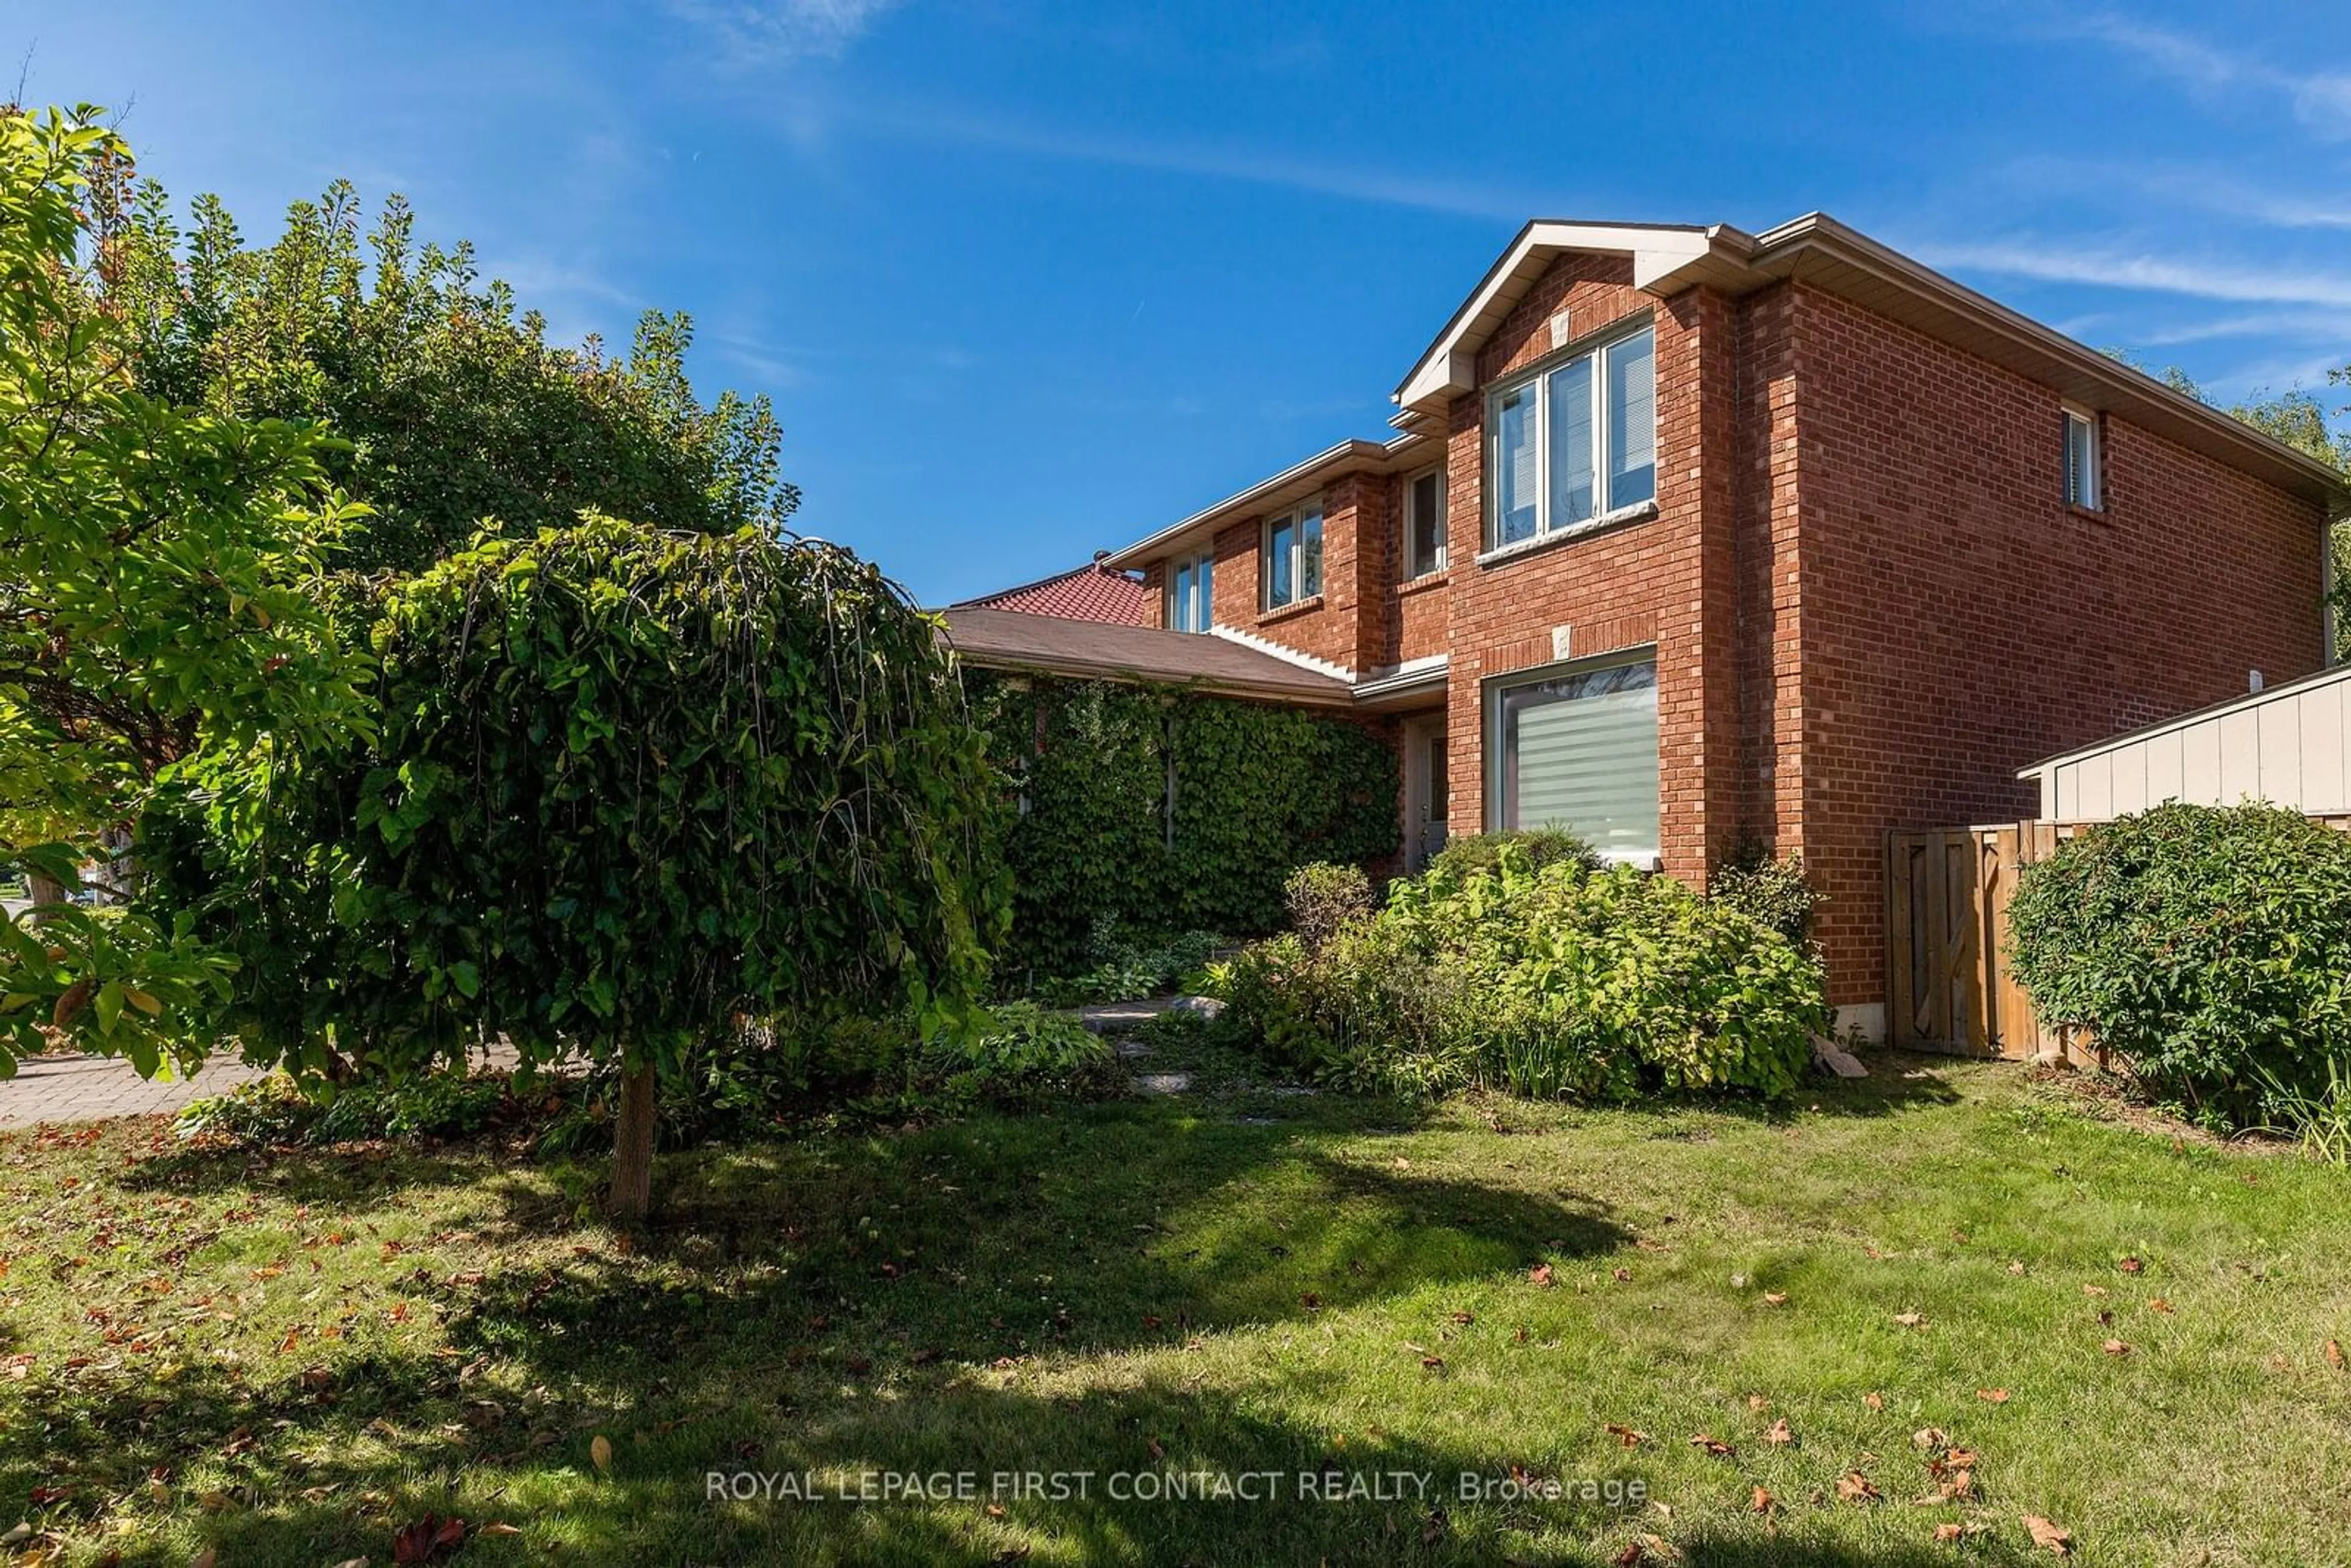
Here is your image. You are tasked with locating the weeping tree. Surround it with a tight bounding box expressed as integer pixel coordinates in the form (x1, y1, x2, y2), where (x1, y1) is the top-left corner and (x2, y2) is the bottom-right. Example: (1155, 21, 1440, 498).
(149, 520, 1005, 1217)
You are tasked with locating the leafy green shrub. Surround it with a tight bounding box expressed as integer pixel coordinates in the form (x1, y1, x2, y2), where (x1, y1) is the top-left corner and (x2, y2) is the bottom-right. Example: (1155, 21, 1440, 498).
(1284, 862, 1374, 953)
(917, 1001, 1124, 1109)
(2007, 803, 2351, 1129)
(180, 1070, 511, 1145)
(1030, 924, 1226, 1007)
(1426, 828, 1600, 882)
(1210, 844, 1825, 1103)
(1709, 849, 1818, 945)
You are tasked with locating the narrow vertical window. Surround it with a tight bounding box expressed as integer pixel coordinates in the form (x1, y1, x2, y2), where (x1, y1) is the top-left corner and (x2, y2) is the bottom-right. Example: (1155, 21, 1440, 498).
(1407, 468, 1446, 577)
(2064, 409, 2102, 511)
(1606, 329, 1656, 511)
(1495, 386, 1539, 545)
(1165, 550, 1215, 632)
(1547, 356, 1596, 528)
(1263, 503, 1324, 609)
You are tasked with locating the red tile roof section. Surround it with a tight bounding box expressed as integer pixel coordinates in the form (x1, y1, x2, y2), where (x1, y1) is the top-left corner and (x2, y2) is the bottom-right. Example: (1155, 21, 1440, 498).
(954, 557, 1155, 626)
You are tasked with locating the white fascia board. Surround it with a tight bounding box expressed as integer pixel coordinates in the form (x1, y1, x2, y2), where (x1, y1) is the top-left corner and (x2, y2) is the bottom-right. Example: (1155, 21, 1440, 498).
(1392, 221, 1750, 410)
(1101, 432, 1434, 572)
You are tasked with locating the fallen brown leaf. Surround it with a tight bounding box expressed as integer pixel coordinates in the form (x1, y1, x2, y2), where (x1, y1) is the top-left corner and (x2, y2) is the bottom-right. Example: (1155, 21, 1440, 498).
(1688, 1433, 1736, 1457)
(1764, 1418, 1794, 1446)
(2329, 1339, 2345, 1371)
(1863, 1391, 1885, 1411)
(1528, 1263, 1555, 1288)
(1750, 1485, 1775, 1514)
(1978, 1387, 2011, 1403)
(1604, 1424, 1646, 1448)
(2102, 1338, 2132, 1357)
(391, 1514, 466, 1566)
(1892, 1311, 1927, 1329)
(1835, 1471, 1880, 1504)
(2023, 1513, 2074, 1555)
(1762, 1291, 1788, 1306)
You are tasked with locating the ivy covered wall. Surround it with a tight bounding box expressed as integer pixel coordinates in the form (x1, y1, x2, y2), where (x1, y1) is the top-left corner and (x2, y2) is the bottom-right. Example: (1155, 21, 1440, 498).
(966, 672, 1400, 976)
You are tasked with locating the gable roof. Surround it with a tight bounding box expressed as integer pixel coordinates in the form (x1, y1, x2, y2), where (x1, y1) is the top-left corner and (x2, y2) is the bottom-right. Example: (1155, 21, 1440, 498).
(953, 556, 1153, 625)
(1391, 213, 2345, 506)
(940, 607, 1354, 705)
(1098, 433, 1435, 572)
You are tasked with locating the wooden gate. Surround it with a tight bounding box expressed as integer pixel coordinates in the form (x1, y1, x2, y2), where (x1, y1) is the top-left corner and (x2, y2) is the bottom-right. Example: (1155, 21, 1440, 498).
(1884, 823, 2087, 1060)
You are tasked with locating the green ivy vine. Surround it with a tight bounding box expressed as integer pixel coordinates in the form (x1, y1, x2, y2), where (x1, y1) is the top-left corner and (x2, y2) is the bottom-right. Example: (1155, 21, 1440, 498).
(966, 672, 1398, 977)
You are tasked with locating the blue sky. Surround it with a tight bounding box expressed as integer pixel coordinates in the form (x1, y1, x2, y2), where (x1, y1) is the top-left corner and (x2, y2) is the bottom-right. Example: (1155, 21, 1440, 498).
(18, 2, 2351, 603)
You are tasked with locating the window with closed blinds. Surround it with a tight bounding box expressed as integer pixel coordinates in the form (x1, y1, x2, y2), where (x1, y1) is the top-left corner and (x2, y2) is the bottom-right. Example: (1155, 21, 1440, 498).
(1495, 656, 1659, 861)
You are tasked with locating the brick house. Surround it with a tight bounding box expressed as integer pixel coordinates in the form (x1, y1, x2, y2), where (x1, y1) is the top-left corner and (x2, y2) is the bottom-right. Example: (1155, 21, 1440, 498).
(948, 215, 2343, 1038)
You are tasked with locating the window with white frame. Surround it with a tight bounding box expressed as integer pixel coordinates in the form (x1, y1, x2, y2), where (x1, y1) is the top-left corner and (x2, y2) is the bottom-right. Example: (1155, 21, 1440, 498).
(1406, 467, 1446, 578)
(1263, 501, 1324, 610)
(2064, 408, 2102, 511)
(1166, 549, 1215, 633)
(1489, 323, 1657, 550)
(1490, 652, 1659, 864)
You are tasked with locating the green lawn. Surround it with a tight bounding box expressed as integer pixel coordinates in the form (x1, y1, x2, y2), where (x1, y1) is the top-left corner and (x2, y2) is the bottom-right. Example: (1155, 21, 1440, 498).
(3, 1044, 2349, 1566)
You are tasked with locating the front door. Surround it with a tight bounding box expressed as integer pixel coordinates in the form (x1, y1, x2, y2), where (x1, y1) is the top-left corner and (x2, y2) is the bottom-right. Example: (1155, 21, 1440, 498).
(1403, 720, 1449, 871)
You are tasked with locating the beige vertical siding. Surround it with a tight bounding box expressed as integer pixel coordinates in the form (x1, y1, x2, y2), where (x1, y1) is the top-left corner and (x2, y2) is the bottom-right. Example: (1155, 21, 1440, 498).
(2030, 664, 2351, 820)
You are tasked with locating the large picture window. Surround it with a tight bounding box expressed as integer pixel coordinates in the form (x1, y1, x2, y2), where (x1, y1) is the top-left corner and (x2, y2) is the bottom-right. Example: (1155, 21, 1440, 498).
(1263, 501, 1324, 610)
(1488, 324, 1657, 550)
(1491, 653, 1659, 864)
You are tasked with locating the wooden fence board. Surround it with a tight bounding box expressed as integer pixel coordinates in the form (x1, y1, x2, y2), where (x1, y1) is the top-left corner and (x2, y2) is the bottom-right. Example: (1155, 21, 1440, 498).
(1889, 813, 2351, 1057)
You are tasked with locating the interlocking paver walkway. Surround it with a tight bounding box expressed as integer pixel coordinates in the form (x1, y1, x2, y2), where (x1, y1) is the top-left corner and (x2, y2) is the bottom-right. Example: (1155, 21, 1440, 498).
(0, 1045, 530, 1128)
(0, 1053, 275, 1128)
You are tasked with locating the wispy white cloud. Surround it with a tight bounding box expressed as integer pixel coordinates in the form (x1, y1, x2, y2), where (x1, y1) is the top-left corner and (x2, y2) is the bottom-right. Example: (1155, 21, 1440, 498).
(1921, 238, 2351, 310)
(2056, 10, 2351, 139)
(1987, 152, 2351, 231)
(669, 0, 901, 63)
(838, 97, 1548, 221)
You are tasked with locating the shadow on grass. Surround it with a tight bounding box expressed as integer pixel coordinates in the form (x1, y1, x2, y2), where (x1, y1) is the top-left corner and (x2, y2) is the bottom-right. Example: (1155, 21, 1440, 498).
(4, 1068, 2040, 1564)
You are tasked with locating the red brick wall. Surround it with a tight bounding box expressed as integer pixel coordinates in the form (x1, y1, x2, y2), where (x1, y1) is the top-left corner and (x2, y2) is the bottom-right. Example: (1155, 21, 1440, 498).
(1436, 253, 1741, 891)
(1791, 283, 2328, 1007)
(1130, 254, 2327, 1029)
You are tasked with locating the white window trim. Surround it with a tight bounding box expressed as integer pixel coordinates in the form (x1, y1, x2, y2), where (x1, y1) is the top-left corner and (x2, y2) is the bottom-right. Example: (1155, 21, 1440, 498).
(1483, 645, 1662, 869)
(2064, 405, 2104, 512)
(1484, 320, 1657, 553)
(1261, 497, 1324, 612)
(1164, 548, 1215, 633)
(1404, 465, 1447, 579)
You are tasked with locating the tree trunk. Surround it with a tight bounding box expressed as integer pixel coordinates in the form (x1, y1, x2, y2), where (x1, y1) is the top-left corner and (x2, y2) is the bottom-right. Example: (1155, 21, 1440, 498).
(24, 872, 62, 926)
(607, 1063, 658, 1222)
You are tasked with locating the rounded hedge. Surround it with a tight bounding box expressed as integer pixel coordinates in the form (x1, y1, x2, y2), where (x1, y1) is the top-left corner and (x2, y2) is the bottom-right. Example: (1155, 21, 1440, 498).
(2006, 802, 2351, 1127)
